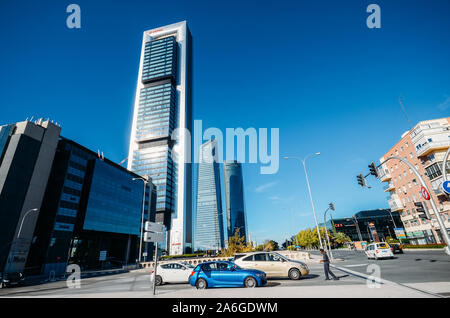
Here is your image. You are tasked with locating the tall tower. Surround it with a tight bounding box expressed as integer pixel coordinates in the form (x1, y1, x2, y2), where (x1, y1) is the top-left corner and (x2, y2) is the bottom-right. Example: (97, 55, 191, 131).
(224, 160, 247, 241)
(128, 21, 193, 255)
(195, 139, 224, 251)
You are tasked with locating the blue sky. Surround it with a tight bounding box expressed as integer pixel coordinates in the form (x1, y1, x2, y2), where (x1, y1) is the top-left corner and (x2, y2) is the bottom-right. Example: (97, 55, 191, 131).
(1, 0, 450, 245)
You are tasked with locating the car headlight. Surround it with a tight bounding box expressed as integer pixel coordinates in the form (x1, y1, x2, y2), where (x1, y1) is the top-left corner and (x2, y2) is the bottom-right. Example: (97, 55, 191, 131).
(256, 273, 265, 278)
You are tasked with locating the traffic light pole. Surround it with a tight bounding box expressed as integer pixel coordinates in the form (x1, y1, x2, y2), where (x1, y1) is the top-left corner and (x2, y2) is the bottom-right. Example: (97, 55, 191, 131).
(379, 156, 450, 255)
(443, 147, 450, 184)
(323, 207, 334, 261)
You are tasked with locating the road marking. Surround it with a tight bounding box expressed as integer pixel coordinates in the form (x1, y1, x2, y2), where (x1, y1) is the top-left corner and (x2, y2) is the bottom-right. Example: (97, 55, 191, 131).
(342, 264, 368, 268)
(331, 264, 446, 298)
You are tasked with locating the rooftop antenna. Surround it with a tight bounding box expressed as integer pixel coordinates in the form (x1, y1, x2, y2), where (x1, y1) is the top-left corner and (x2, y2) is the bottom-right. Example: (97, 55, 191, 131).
(398, 96, 413, 130)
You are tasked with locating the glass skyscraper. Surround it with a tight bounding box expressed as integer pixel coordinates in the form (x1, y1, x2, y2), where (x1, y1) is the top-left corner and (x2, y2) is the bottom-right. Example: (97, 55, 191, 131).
(195, 139, 224, 251)
(128, 21, 193, 255)
(224, 160, 247, 241)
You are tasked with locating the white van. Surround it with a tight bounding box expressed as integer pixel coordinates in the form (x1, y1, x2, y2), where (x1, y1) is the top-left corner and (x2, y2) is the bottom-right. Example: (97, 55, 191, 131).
(365, 242, 394, 260)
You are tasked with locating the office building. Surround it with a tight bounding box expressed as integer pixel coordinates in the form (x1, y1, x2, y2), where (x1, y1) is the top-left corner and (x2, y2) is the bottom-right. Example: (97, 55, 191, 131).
(25, 137, 156, 276)
(127, 21, 193, 255)
(378, 117, 450, 244)
(0, 120, 61, 275)
(325, 209, 401, 242)
(195, 139, 224, 251)
(224, 160, 247, 241)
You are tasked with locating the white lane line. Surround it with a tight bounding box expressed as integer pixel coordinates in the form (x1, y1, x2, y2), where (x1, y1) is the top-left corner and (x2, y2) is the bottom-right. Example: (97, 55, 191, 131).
(343, 264, 369, 268)
(331, 264, 445, 298)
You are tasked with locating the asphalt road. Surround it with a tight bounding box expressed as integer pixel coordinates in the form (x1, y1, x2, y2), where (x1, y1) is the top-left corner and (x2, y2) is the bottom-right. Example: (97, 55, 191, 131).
(0, 249, 448, 297)
(311, 249, 450, 284)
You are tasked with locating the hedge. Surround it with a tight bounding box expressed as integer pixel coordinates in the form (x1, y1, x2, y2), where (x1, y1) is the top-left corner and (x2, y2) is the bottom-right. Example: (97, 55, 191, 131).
(401, 244, 447, 249)
(160, 253, 206, 260)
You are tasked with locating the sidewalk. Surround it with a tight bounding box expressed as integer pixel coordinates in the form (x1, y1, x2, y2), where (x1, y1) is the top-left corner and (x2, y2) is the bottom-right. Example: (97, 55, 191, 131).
(27, 282, 436, 298)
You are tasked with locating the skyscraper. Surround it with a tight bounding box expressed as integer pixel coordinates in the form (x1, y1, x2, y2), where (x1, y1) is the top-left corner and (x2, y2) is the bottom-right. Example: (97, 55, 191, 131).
(127, 21, 193, 255)
(224, 160, 247, 241)
(195, 139, 224, 251)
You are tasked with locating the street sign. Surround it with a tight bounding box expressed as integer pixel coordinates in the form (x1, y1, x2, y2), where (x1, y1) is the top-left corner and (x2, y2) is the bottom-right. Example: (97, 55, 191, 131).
(442, 180, 450, 195)
(144, 231, 164, 243)
(420, 186, 430, 200)
(145, 221, 164, 233)
(394, 228, 406, 239)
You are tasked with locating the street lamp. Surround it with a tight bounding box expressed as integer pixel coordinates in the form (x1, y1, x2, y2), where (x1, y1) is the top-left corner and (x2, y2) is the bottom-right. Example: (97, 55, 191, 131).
(284, 153, 324, 249)
(132, 176, 149, 264)
(17, 208, 39, 239)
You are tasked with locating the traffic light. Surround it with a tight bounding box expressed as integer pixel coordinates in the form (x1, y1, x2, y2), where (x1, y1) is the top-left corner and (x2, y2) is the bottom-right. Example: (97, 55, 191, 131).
(329, 202, 335, 211)
(357, 174, 365, 187)
(368, 162, 379, 178)
(414, 202, 431, 219)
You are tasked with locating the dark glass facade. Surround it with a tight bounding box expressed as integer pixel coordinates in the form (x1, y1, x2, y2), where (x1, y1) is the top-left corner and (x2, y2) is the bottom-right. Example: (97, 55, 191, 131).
(83, 160, 144, 235)
(224, 161, 247, 241)
(25, 138, 156, 276)
(325, 209, 402, 242)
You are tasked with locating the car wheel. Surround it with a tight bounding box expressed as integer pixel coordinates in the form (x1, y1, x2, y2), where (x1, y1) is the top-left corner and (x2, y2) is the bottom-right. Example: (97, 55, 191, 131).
(288, 268, 301, 280)
(155, 275, 163, 286)
(244, 276, 257, 288)
(196, 278, 207, 289)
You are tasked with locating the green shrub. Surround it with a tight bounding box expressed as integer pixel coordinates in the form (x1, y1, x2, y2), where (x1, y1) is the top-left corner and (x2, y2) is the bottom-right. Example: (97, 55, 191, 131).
(401, 244, 447, 249)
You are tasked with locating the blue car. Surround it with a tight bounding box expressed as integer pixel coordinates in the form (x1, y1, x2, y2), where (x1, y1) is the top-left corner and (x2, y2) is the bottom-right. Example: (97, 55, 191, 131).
(189, 261, 267, 289)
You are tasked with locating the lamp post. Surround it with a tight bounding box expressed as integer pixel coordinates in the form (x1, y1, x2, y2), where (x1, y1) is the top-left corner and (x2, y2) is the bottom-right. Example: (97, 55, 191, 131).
(132, 176, 149, 264)
(17, 208, 39, 239)
(284, 153, 323, 249)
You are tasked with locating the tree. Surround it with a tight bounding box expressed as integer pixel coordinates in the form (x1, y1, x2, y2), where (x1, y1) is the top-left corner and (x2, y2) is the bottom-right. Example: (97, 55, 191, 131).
(294, 226, 332, 248)
(263, 240, 279, 251)
(332, 232, 351, 246)
(219, 229, 253, 257)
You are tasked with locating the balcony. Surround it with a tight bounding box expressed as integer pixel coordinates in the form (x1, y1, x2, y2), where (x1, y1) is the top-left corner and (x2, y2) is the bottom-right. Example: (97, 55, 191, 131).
(415, 140, 450, 157)
(380, 172, 392, 182)
(383, 182, 395, 192)
(388, 195, 403, 212)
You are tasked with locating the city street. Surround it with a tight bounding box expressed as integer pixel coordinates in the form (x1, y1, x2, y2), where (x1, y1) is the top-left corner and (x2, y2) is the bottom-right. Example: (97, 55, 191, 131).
(0, 249, 448, 298)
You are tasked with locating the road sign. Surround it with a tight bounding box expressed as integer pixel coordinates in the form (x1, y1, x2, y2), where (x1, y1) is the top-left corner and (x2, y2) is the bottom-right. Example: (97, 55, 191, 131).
(144, 231, 164, 243)
(145, 221, 164, 233)
(394, 228, 406, 239)
(442, 180, 450, 195)
(420, 186, 430, 200)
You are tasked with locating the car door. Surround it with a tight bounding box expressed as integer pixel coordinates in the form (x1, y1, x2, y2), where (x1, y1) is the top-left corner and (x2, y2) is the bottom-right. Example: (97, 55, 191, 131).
(211, 262, 237, 286)
(252, 253, 271, 276)
(267, 253, 286, 276)
(171, 263, 187, 282)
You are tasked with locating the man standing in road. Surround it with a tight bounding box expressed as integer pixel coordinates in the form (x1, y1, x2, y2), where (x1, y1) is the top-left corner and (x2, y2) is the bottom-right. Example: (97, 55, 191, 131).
(320, 248, 339, 281)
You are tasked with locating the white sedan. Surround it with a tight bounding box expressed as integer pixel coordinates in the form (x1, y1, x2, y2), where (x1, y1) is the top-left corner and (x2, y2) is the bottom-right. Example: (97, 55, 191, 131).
(150, 262, 194, 285)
